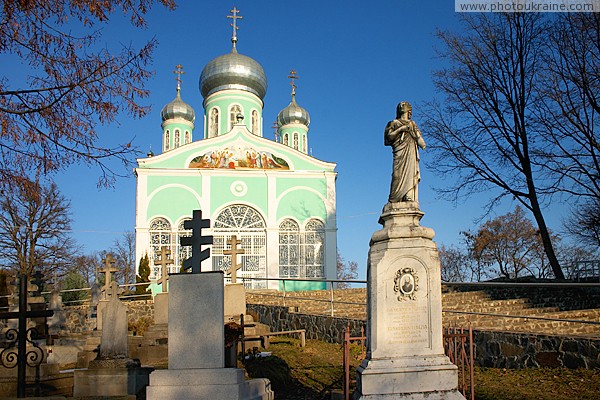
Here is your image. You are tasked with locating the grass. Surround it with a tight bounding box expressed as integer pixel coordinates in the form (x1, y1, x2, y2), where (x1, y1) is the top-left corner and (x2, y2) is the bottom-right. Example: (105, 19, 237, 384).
(243, 337, 600, 400)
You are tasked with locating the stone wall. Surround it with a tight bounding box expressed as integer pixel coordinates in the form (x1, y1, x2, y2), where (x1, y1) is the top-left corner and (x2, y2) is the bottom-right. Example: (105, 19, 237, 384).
(248, 303, 600, 370)
(247, 304, 365, 343)
(62, 300, 154, 334)
(473, 330, 600, 369)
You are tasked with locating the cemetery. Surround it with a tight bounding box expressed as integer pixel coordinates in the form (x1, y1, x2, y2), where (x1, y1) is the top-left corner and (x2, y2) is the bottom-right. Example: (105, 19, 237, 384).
(1, 5, 599, 400)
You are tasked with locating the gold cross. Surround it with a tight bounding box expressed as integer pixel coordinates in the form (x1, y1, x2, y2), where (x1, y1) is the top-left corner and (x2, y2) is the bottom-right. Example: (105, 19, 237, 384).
(223, 235, 245, 284)
(288, 69, 298, 96)
(227, 6, 243, 46)
(173, 64, 185, 89)
(155, 246, 174, 293)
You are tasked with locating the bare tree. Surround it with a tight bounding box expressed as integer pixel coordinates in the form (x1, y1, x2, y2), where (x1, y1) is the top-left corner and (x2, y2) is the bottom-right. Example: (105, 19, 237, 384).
(0, 0, 176, 186)
(425, 13, 565, 279)
(337, 251, 359, 288)
(71, 252, 104, 287)
(564, 199, 600, 248)
(112, 230, 136, 287)
(0, 178, 78, 276)
(537, 13, 600, 204)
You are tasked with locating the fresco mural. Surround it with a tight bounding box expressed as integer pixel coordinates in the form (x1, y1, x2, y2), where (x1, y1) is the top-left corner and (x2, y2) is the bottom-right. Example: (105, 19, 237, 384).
(189, 144, 290, 170)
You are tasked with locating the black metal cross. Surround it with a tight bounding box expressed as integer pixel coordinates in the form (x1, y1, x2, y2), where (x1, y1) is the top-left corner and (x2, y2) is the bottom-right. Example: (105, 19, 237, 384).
(180, 210, 213, 274)
(0, 273, 53, 397)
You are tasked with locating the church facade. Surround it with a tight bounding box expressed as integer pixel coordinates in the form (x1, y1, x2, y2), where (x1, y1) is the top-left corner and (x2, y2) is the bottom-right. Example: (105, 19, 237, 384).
(134, 18, 337, 291)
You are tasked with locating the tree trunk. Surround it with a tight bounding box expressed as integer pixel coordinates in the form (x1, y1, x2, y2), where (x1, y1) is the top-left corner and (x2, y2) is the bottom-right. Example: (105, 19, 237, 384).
(529, 199, 565, 279)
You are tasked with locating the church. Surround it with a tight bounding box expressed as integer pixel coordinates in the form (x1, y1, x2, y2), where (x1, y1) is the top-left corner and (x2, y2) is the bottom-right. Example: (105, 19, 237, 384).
(134, 9, 337, 291)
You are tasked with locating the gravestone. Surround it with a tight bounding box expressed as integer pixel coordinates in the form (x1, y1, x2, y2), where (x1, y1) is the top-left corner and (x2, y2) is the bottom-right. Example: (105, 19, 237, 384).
(74, 281, 152, 397)
(146, 205, 273, 399)
(354, 103, 465, 399)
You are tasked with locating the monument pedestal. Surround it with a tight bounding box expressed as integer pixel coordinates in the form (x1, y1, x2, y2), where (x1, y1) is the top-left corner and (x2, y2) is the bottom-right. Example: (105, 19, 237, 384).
(146, 273, 273, 400)
(355, 202, 465, 399)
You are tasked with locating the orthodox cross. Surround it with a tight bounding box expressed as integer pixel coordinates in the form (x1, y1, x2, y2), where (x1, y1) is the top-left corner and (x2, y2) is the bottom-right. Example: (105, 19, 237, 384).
(272, 121, 279, 142)
(31, 270, 44, 296)
(180, 210, 214, 274)
(173, 64, 184, 89)
(288, 69, 298, 96)
(223, 235, 245, 284)
(227, 6, 243, 48)
(100, 254, 119, 290)
(155, 246, 174, 293)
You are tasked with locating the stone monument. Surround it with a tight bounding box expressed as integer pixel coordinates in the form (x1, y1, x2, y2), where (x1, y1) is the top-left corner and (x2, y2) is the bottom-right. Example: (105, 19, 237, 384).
(74, 281, 153, 397)
(146, 208, 273, 399)
(354, 102, 465, 399)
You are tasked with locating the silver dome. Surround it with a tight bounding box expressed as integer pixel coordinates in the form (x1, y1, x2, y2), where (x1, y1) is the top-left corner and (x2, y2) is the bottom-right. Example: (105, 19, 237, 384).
(161, 88, 196, 123)
(277, 96, 310, 127)
(200, 51, 267, 99)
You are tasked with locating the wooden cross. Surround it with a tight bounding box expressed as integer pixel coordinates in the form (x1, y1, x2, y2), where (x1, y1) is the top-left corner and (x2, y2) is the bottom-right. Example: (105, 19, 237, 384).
(155, 246, 174, 293)
(223, 235, 245, 284)
(101, 254, 119, 290)
(180, 210, 214, 274)
(227, 6, 243, 46)
(173, 64, 184, 89)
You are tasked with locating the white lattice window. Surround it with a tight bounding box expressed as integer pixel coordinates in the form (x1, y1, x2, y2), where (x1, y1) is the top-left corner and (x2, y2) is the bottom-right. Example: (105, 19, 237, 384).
(213, 205, 267, 288)
(174, 129, 180, 148)
(302, 134, 307, 153)
(229, 105, 242, 130)
(251, 110, 259, 135)
(176, 219, 192, 273)
(209, 108, 219, 137)
(185, 130, 191, 144)
(283, 133, 289, 146)
(303, 219, 325, 278)
(293, 132, 299, 150)
(149, 217, 172, 278)
(279, 219, 300, 278)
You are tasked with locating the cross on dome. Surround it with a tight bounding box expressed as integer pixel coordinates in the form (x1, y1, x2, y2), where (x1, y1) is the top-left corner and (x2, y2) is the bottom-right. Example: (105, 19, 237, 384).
(173, 64, 185, 90)
(227, 6, 243, 51)
(288, 69, 298, 97)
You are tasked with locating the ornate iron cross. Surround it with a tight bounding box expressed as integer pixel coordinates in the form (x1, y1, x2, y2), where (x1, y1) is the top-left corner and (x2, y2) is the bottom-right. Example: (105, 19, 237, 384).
(155, 246, 174, 293)
(180, 210, 214, 274)
(224, 235, 245, 284)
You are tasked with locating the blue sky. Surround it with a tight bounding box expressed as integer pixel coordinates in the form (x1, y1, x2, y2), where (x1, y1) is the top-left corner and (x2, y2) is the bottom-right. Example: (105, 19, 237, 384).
(44, 1, 565, 278)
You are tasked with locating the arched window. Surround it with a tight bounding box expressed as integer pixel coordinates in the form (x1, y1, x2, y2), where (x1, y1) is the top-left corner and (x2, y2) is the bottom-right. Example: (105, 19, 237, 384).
(251, 110, 259, 135)
(174, 129, 180, 148)
(302, 134, 307, 153)
(293, 132, 299, 150)
(279, 219, 300, 278)
(209, 108, 219, 137)
(283, 133, 289, 146)
(177, 219, 192, 273)
(229, 105, 242, 130)
(184, 130, 191, 144)
(164, 131, 170, 151)
(303, 219, 325, 278)
(213, 205, 267, 288)
(149, 217, 172, 278)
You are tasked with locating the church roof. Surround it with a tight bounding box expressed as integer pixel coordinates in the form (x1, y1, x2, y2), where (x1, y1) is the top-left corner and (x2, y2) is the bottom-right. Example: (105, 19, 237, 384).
(277, 94, 310, 128)
(161, 87, 195, 123)
(200, 50, 267, 100)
